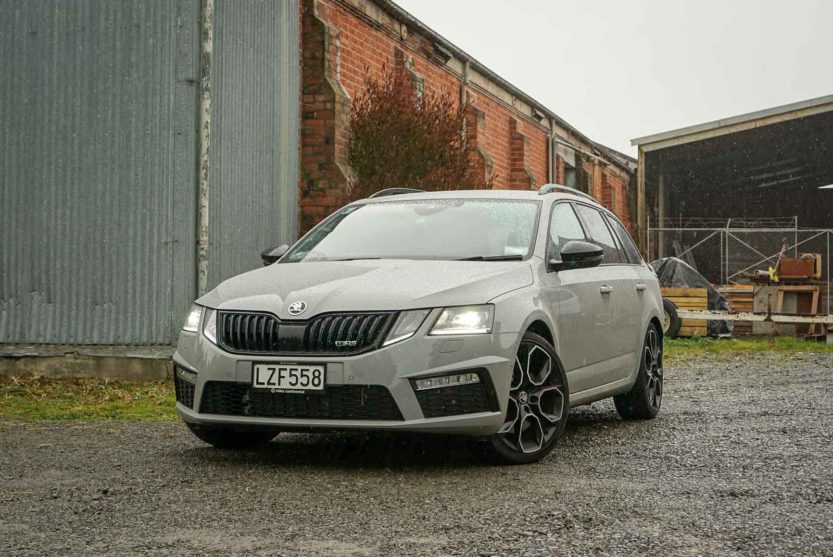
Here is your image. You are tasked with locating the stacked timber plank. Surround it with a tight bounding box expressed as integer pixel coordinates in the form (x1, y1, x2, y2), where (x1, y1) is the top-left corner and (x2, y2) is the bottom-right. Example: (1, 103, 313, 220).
(661, 287, 708, 337)
(719, 285, 754, 335)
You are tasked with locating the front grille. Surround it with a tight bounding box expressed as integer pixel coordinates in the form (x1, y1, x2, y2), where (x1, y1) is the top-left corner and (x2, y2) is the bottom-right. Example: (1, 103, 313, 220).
(414, 372, 497, 418)
(199, 381, 403, 421)
(218, 311, 395, 355)
(174, 374, 195, 409)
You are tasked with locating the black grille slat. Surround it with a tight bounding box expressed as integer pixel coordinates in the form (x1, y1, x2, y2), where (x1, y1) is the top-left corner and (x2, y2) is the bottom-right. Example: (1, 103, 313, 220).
(199, 382, 403, 421)
(325, 316, 341, 350)
(216, 311, 394, 355)
(268, 318, 278, 352)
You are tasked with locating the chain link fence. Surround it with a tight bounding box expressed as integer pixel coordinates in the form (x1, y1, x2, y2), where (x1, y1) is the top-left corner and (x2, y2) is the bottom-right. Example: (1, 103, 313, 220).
(647, 220, 832, 316)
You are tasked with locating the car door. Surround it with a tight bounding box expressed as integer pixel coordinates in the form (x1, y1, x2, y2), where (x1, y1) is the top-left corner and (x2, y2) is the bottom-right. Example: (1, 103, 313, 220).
(572, 203, 631, 384)
(542, 202, 613, 394)
(605, 214, 652, 376)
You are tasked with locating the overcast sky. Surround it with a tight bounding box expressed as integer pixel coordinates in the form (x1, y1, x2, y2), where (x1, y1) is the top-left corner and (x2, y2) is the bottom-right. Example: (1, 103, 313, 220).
(395, 0, 833, 156)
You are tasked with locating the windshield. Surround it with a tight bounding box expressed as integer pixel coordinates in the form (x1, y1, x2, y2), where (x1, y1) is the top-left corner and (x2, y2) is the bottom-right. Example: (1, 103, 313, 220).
(285, 199, 540, 262)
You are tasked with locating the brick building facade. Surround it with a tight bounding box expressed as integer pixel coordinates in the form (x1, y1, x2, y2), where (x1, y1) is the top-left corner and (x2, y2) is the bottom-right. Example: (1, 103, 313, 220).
(299, 0, 636, 234)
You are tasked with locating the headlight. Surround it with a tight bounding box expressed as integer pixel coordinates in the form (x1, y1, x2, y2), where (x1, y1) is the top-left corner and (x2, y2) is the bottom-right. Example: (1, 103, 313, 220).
(203, 309, 218, 344)
(181, 304, 202, 332)
(429, 305, 494, 335)
(383, 309, 430, 346)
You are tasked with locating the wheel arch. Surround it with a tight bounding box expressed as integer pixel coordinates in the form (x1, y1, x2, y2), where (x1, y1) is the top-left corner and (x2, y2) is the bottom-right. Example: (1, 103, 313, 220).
(525, 319, 554, 347)
(649, 315, 664, 344)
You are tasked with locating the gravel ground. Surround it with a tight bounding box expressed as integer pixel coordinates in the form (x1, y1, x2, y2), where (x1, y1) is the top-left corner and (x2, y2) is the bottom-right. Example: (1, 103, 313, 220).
(2, 351, 833, 556)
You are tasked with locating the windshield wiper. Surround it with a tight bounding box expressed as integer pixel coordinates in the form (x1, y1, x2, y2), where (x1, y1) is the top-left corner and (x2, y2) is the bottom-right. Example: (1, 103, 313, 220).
(328, 257, 382, 261)
(456, 255, 524, 261)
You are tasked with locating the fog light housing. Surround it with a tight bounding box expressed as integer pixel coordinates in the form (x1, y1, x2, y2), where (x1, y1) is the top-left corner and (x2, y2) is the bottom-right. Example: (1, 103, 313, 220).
(175, 366, 197, 384)
(414, 372, 481, 391)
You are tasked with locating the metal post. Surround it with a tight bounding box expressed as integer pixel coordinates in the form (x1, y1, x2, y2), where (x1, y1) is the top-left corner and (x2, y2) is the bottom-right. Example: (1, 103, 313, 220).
(793, 216, 799, 258)
(197, 0, 214, 296)
(723, 230, 729, 284)
(636, 150, 646, 251)
(827, 230, 831, 317)
(657, 168, 665, 259)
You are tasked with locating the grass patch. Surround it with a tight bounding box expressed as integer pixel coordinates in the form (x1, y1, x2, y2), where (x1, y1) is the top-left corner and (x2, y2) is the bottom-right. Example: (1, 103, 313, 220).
(2, 336, 831, 420)
(0, 376, 176, 421)
(665, 336, 833, 360)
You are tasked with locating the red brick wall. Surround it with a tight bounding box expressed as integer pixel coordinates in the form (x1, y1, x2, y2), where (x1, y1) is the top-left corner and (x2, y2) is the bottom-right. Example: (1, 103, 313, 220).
(299, 0, 633, 234)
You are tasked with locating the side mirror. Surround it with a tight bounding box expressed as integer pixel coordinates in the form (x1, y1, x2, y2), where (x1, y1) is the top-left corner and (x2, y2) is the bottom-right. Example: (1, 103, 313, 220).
(548, 240, 603, 272)
(261, 244, 290, 266)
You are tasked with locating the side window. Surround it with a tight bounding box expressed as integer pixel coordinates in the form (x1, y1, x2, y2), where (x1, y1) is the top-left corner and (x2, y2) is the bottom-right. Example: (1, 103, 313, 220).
(607, 216, 643, 264)
(548, 203, 586, 261)
(574, 205, 624, 264)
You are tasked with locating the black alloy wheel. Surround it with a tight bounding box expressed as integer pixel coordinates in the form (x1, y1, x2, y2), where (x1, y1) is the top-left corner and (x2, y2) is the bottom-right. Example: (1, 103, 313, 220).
(489, 332, 569, 464)
(614, 323, 663, 420)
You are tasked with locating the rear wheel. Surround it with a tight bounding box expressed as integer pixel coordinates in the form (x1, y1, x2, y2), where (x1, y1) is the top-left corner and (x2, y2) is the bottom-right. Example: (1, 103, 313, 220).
(614, 323, 663, 420)
(185, 422, 278, 449)
(488, 332, 569, 464)
(662, 299, 681, 339)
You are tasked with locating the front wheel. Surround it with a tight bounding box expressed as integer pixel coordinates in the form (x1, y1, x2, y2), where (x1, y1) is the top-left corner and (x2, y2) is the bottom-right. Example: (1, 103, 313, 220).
(185, 422, 278, 449)
(488, 332, 569, 464)
(614, 323, 663, 420)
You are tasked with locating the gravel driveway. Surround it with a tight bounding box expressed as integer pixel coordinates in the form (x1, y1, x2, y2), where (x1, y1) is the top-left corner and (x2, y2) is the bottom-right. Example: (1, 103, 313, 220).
(2, 351, 832, 556)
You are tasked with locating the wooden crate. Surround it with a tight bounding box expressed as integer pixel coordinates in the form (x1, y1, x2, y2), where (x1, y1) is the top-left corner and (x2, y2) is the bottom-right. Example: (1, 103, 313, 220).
(776, 285, 820, 336)
(718, 284, 754, 335)
(662, 287, 708, 337)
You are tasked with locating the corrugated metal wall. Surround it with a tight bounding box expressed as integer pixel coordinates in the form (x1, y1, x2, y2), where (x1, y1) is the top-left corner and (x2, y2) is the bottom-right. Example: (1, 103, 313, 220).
(0, 0, 299, 345)
(208, 0, 299, 289)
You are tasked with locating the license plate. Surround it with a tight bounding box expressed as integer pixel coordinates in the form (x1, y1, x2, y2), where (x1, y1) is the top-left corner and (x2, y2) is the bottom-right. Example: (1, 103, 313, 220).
(252, 363, 326, 393)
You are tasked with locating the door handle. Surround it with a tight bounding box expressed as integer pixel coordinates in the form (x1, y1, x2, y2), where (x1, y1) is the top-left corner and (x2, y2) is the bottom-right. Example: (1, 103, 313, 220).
(635, 283, 647, 292)
(599, 285, 614, 294)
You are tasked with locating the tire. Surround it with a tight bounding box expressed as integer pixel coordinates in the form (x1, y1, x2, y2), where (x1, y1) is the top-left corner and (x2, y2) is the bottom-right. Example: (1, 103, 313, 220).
(185, 422, 278, 449)
(488, 332, 569, 464)
(614, 323, 663, 420)
(662, 299, 681, 339)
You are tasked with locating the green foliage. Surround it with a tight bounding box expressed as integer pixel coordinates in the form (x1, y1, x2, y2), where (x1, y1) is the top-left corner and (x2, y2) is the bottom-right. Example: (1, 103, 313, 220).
(0, 376, 176, 421)
(348, 65, 481, 200)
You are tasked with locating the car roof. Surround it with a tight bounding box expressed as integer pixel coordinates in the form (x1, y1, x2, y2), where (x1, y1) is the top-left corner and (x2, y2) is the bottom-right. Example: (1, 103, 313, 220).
(359, 187, 609, 211)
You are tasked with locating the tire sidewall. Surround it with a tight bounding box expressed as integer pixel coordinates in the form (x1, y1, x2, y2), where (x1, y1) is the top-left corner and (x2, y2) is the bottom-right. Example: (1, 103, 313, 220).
(489, 332, 570, 464)
(662, 298, 682, 339)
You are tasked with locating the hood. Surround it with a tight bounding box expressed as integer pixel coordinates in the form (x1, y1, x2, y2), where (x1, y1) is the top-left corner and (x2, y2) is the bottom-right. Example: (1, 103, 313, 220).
(196, 259, 533, 319)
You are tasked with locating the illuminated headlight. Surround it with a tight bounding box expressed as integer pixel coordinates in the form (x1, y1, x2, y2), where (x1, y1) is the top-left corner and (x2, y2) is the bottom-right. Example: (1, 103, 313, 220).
(203, 309, 217, 344)
(181, 304, 202, 333)
(414, 372, 481, 391)
(429, 305, 494, 335)
(383, 309, 430, 346)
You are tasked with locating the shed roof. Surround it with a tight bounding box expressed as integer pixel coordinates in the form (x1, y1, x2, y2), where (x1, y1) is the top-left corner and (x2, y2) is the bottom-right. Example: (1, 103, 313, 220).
(631, 94, 833, 152)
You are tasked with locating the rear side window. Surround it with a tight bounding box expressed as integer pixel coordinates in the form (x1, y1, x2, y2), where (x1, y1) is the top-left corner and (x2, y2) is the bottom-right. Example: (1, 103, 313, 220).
(607, 216, 643, 264)
(574, 205, 624, 264)
(548, 203, 586, 261)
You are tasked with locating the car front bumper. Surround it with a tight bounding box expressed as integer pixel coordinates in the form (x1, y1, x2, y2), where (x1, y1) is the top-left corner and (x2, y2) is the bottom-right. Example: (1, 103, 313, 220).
(173, 325, 518, 436)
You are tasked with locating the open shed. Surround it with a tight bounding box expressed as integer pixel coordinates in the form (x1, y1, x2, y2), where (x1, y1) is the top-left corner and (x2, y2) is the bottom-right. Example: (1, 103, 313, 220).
(632, 95, 833, 249)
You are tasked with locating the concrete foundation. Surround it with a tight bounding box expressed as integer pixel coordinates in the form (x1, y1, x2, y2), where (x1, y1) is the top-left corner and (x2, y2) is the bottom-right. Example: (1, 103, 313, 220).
(0, 345, 174, 382)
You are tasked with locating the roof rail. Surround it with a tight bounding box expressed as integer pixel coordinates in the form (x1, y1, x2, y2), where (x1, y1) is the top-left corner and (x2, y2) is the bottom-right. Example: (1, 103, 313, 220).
(538, 183, 597, 202)
(369, 188, 424, 199)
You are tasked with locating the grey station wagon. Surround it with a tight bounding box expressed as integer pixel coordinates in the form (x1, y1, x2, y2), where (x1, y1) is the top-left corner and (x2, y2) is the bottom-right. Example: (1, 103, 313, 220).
(173, 185, 664, 463)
